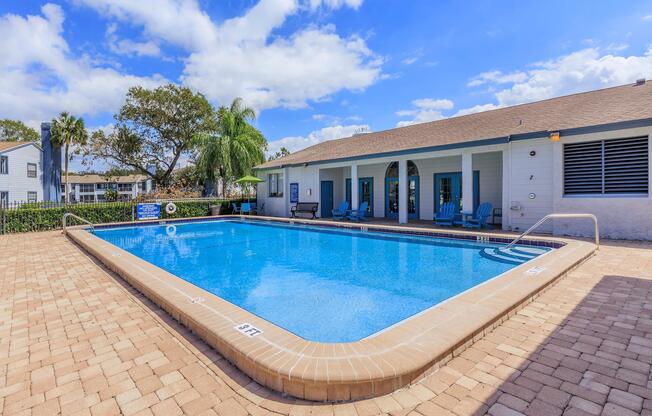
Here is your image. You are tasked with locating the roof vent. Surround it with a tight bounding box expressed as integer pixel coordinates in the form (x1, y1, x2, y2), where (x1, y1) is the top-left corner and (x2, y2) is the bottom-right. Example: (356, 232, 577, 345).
(635, 78, 646, 86)
(352, 126, 370, 136)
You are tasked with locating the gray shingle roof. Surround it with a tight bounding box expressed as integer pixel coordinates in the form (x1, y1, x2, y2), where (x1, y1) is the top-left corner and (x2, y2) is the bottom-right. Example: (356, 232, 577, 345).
(257, 81, 652, 169)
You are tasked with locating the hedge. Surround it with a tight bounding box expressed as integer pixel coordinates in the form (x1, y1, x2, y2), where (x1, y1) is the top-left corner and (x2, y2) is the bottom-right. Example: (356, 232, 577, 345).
(0, 199, 239, 234)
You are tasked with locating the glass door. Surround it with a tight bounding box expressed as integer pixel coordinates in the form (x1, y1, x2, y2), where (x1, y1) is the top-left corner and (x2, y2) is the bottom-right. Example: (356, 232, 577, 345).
(435, 173, 462, 213)
(385, 177, 419, 219)
(359, 177, 374, 216)
(346, 177, 374, 215)
(434, 172, 480, 214)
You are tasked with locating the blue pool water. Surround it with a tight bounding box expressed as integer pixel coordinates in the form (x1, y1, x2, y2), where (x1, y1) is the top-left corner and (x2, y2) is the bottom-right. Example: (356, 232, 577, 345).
(94, 220, 547, 342)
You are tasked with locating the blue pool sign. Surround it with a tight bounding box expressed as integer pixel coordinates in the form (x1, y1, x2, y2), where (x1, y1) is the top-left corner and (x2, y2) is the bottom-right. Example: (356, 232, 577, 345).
(290, 182, 299, 203)
(137, 203, 161, 220)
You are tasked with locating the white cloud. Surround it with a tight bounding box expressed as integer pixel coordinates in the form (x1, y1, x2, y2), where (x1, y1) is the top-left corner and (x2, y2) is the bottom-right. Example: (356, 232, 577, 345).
(0, 4, 166, 127)
(401, 49, 423, 65)
(643, 14, 652, 21)
(467, 46, 652, 108)
(467, 70, 528, 87)
(452, 103, 500, 117)
(307, 0, 364, 10)
(77, 0, 381, 110)
(106, 23, 161, 57)
(268, 124, 369, 154)
(396, 98, 453, 127)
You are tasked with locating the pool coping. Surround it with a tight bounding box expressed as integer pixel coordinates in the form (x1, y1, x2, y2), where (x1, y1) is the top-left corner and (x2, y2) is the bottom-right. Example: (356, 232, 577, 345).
(65, 215, 596, 402)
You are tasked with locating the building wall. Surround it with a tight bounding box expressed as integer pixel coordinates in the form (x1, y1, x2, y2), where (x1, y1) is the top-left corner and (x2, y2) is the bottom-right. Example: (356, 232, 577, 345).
(258, 153, 502, 221)
(550, 126, 652, 240)
(505, 137, 554, 232)
(0, 144, 43, 203)
(257, 125, 652, 240)
(473, 152, 503, 219)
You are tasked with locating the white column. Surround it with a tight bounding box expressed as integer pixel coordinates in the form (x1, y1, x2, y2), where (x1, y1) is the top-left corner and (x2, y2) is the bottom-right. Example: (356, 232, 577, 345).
(74, 184, 79, 203)
(283, 167, 290, 217)
(501, 148, 511, 230)
(398, 159, 408, 224)
(462, 152, 474, 214)
(351, 163, 359, 210)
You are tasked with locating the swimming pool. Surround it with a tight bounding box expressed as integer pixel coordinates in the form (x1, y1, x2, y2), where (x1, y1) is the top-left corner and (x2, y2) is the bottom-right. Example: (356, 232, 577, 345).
(94, 219, 549, 343)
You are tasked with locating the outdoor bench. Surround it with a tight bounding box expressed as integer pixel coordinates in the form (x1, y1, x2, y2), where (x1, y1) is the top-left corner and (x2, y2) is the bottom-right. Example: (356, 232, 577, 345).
(291, 202, 319, 219)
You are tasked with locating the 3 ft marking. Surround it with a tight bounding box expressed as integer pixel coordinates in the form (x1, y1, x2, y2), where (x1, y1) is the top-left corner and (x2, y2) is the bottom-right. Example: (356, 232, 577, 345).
(234, 323, 264, 337)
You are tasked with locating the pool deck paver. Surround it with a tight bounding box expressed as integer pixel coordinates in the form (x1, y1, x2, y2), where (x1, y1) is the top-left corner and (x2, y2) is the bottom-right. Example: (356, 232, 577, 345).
(0, 230, 651, 415)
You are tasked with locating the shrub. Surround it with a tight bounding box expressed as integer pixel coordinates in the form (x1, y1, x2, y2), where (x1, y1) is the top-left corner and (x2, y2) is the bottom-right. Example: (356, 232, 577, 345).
(0, 199, 242, 234)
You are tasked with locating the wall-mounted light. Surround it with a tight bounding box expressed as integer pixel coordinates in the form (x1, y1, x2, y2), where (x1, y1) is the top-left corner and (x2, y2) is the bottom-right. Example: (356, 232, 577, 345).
(549, 131, 560, 142)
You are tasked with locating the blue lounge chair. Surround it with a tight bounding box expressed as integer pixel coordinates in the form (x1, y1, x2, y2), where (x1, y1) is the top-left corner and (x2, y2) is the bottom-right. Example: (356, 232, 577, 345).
(231, 203, 241, 214)
(347, 201, 369, 221)
(241, 202, 252, 215)
(463, 202, 493, 229)
(332, 201, 350, 219)
(434, 201, 456, 226)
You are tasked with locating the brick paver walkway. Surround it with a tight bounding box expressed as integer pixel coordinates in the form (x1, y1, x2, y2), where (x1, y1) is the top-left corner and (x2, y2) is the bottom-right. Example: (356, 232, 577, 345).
(1, 231, 652, 415)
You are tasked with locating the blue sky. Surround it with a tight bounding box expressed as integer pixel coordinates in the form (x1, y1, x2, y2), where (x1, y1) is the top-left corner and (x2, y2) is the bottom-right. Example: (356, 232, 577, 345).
(1, 0, 652, 171)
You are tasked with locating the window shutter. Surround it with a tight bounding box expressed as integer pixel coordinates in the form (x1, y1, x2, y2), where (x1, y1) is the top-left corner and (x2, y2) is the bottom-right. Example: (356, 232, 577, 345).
(563, 140, 603, 195)
(564, 136, 649, 195)
(604, 136, 648, 194)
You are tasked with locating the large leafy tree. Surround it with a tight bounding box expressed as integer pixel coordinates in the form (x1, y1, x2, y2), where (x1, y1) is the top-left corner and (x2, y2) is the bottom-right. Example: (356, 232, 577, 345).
(0, 119, 39, 142)
(195, 98, 267, 196)
(51, 112, 88, 204)
(88, 84, 216, 186)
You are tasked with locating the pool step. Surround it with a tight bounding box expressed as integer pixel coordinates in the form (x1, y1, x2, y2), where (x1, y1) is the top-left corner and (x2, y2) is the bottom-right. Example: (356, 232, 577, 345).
(480, 246, 548, 265)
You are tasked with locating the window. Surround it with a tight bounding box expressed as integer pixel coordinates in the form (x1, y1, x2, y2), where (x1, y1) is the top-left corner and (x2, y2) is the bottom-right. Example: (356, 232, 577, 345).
(564, 136, 649, 195)
(118, 183, 132, 192)
(0, 191, 7, 208)
(0, 156, 7, 174)
(268, 173, 284, 197)
(96, 183, 116, 190)
(80, 194, 95, 203)
(27, 192, 37, 203)
(79, 184, 95, 192)
(27, 163, 37, 178)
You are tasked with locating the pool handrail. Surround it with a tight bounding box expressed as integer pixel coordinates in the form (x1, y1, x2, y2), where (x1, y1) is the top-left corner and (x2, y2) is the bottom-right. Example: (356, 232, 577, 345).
(63, 212, 95, 233)
(504, 213, 599, 250)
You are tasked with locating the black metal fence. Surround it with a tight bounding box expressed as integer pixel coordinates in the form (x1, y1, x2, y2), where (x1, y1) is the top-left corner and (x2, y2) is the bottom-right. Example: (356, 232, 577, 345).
(0, 198, 246, 234)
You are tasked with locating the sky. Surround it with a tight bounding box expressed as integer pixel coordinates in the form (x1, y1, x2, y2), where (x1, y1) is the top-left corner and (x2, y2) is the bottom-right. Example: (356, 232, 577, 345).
(1, 0, 652, 172)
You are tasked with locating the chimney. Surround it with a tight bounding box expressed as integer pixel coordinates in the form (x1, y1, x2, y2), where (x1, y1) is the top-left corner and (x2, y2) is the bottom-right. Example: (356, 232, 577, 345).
(41, 122, 62, 202)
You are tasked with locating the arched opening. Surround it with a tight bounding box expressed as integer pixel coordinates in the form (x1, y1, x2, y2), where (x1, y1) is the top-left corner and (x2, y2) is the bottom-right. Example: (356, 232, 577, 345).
(385, 161, 419, 219)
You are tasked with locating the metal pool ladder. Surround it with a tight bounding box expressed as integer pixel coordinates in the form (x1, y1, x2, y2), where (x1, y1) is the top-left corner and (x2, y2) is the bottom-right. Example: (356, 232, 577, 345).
(504, 213, 599, 250)
(62, 213, 95, 233)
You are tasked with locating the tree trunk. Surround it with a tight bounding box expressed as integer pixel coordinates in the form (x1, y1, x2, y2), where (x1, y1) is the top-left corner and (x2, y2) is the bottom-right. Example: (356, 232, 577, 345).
(64, 143, 69, 204)
(221, 169, 228, 198)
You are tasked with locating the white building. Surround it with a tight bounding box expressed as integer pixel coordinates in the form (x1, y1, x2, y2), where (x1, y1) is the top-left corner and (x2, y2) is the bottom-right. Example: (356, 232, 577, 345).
(0, 141, 43, 206)
(63, 174, 153, 202)
(255, 81, 652, 240)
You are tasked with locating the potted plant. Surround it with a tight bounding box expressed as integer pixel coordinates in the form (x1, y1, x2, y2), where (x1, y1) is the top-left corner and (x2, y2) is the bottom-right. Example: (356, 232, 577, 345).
(210, 201, 223, 216)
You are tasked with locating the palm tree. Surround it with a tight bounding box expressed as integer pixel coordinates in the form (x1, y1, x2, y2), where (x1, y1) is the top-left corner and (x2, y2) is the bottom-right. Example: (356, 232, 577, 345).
(51, 112, 89, 203)
(195, 98, 266, 197)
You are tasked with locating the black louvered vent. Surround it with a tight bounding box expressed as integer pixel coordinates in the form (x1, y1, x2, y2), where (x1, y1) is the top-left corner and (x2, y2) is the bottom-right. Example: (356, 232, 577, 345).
(564, 136, 648, 195)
